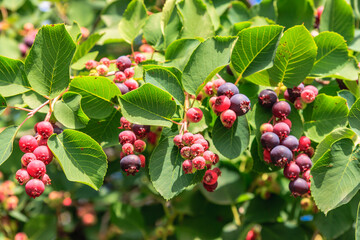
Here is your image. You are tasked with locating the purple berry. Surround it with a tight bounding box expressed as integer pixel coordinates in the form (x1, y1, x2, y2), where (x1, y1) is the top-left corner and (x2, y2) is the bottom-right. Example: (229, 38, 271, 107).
(229, 94, 251, 116)
(289, 178, 309, 197)
(116, 56, 132, 71)
(281, 135, 299, 151)
(260, 132, 280, 150)
(272, 101, 291, 119)
(295, 154, 312, 172)
(258, 89, 278, 108)
(116, 83, 130, 95)
(120, 154, 141, 176)
(131, 124, 150, 139)
(270, 145, 293, 167)
(217, 82, 239, 98)
(283, 161, 300, 181)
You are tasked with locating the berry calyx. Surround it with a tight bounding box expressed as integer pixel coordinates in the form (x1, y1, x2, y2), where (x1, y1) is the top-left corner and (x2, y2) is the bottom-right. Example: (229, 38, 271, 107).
(283, 161, 301, 181)
(25, 179, 45, 198)
(33, 146, 53, 165)
(272, 101, 291, 119)
(36, 121, 54, 138)
(182, 160, 193, 174)
(203, 170, 218, 185)
(220, 109, 237, 128)
(15, 169, 30, 185)
(258, 89, 278, 108)
(19, 135, 38, 153)
(120, 155, 141, 176)
(116, 56, 132, 71)
(186, 108, 203, 123)
(27, 160, 46, 178)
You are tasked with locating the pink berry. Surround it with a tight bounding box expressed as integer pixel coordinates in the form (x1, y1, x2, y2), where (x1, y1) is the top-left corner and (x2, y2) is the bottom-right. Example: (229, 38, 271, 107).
(36, 121, 54, 139)
(283, 161, 301, 181)
(122, 143, 134, 155)
(193, 134, 204, 142)
(21, 153, 36, 167)
(15, 169, 30, 185)
(276, 118, 292, 129)
(124, 79, 139, 91)
(134, 140, 146, 153)
(192, 156, 206, 170)
(119, 131, 136, 145)
(273, 122, 290, 139)
(139, 154, 146, 168)
(260, 123, 273, 134)
(114, 71, 127, 82)
(27, 160, 46, 178)
(302, 169, 311, 182)
(304, 85, 318, 96)
(124, 67, 135, 79)
(301, 89, 316, 103)
(203, 181, 218, 192)
(85, 60, 98, 70)
(134, 53, 146, 64)
(100, 57, 110, 67)
(212, 78, 226, 92)
(194, 139, 209, 151)
(294, 97, 306, 109)
(204, 82, 214, 96)
(14, 232, 28, 240)
(120, 117, 132, 129)
(19, 135, 38, 153)
(209, 96, 217, 107)
(213, 95, 231, 113)
(182, 132, 194, 146)
(25, 179, 45, 198)
(182, 159, 193, 174)
(190, 143, 205, 157)
(173, 135, 183, 148)
(298, 136, 311, 151)
(180, 146, 191, 159)
(220, 109, 237, 128)
(96, 64, 109, 76)
(203, 150, 216, 163)
(116, 56, 132, 71)
(33, 146, 53, 165)
(41, 174, 51, 185)
(203, 170, 218, 185)
(186, 108, 203, 123)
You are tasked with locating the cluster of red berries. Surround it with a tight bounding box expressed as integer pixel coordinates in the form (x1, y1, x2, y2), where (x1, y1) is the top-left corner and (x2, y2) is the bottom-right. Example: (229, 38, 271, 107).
(173, 132, 221, 192)
(15, 121, 58, 198)
(284, 83, 319, 110)
(201, 78, 251, 128)
(258, 89, 313, 197)
(0, 180, 18, 211)
(118, 117, 148, 175)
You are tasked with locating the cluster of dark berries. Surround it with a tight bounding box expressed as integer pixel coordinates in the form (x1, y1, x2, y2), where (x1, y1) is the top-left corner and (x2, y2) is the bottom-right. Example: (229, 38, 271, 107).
(200, 78, 251, 128)
(284, 83, 318, 110)
(258, 89, 313, 197)
(173, 132, 221, 192)
(15, 121, 60, 198)
(118, 117, 148, 175)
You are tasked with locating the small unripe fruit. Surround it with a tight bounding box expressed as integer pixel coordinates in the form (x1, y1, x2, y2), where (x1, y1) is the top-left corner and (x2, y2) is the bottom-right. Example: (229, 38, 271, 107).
(120, 155, 141, 176)
(36, 121, 54, 138)
(120, 117, 132, 129)
(301, 89, 316, 103)
(298, 136, 311, 151)
(193, 134, 204, 142)
(14, 232, 28, 240)
(25, 179, 45, 198)
(15, 169, 30, 185)
(124, 67, 135, 79)
(33, 146, 53, 165)
(182, 160, 193, 174)
(203, 150, 216, 163)
(213, 95, 231, 112)
(116, 56, 132, 71)
(180, 146, 191, 159)
(96, 64, 109, 76)
(212, 78, 226, 92)
(173, 135, 183, 148)
(186, 108, 203, 123)
(190, 143, 205, 157)
(182, 132, 194, 146)
(203, 170, 218, 185)
(220, 109, 237, 128)
(203, 181, 218, 192)
(304, 85, 318, 96)
(289, 178, 309, 197)
(283, 161, 301, 181)
(204, 82, 214, 96)
(139, 154, 146, 168)
(114, 71, 127, 82)
(192, 156, 206, 170)
(27, 160, 46, 178)
(260, 123, 273, 134)
(19, 135, 38, 153)
(119, 131, 136, 145)
(85, 60, 98, 70)
(122, 143, 134, 155)
(194, 139, 209, 151)
(100, 57, 110, 67)
(134, 140, 146, 153)
(124, 79, 139, 91)
(134, 53, 146, 64)
(41, 174, 51, 185)
(263, 149, 271, 164)
(272, 101, 291, 119)
(258, 89, 278, 108)
(21, 153, 36, 167)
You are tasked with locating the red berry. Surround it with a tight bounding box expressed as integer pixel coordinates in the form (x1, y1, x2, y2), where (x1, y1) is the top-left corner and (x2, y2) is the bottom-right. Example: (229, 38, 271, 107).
(134, 140, 146, 153)
(37, 138, 48, 146)
(203, 150, 216, 163)
(134, 53, 146, 64)
(119, 131, 136, 145)
(203, 181, 218, 192)
(263, 149, 271, 164)
(25, 179, 45, 198)
(298, 136, 311, 151)
(116, 56, 132, 71)
(36, 121, 54, 138)
(120, 117, 132, 129)
(15, 169, 30, 185)
(124, 79, 139, 91)
(283, 161, 301, 181)
(294, 97, 306, 109)
(317, 6, 324, 20)
(27, 160, 46, 178)
(260, 123, 273, 134)
(301, 89, 316, 103)
(100, 57, 110, 67)
(220, 109, 237, 128)
(194, 138, 209, 150)
(41, 174, 51, 185)
(289, 178, 309, 197)
(33, 146, 53, 165)
(190, 143, 205, 157)
(122, 143, 134, 155)
(204, 82, 214, 96)
(213, 167, 222, 176)
(173, 135, 183, 148)
(272, 101, 291, 119)
(213, 95, 231, 112)
(19, 135, 38, 153)
(186, 108, 203, 123)
(203, 170, 218, 185)
(212, 79, 226, 92)
(273, 122, 290, 139)
(209, 96, 217, 107)
(114, 71, 127, 82)
(182, 132, 194, 146)
(120, 155, 141, 176)
(139, 154, 146, 168)
(295, 154, 312, 172)
(124, 67, 135, 79)
(180, 146, 191, 159)
(21, 153, 36, 167)
(302, 169, 311, 182)
(192, 156, 206, 170)
(182, 159, 193, 174)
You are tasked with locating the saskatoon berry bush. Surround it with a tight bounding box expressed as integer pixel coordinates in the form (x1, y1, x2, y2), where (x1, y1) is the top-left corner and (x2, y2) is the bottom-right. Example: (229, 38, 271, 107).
(1, 0, 360, 239)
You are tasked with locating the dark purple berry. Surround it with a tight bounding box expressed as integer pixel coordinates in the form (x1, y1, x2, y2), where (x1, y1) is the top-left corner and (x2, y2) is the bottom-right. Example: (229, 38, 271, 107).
(258, 89, 278, 108)
(289, 178, 309, 197)
(272, 101, 291, 119)
(131, 124, 150, 139)
(287, 83, 304, 102)
(116, 83, 130, 95)
(120, 154, 141, 176)
(116, 56, 132, 71)
(283, 161, 300, 180)
(270, 145, 293, 167)
(281, 135, 299, 151)
(295, 154, 312, 172)
(229, 94, 251, 116)
(226, 65, 233, 76)
(260, 132, 280, 150)
(203, 181, 218, 192)
(217, 82, 239, 98)
(273, 122, 290, 139)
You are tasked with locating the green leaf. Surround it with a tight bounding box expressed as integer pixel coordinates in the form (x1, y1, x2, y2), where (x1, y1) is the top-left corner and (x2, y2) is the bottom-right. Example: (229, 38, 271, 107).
(3, 0, 25, 11)
(22, 91, 49, 114)
(251, 138, 279, 173)
(212, 116, 250, 159)
(311, 138, 360, 214)
(24, 215, 57, 240)
(0, 56, 30, 97)
(0, 126, 18, 166)
(118, 0, 148, 44)
(268, 25, 317, 88)
(177, 0, 215, 39)
(53, 92, 90, 129)
(232, 21, 252, 35)
(182, 36, 236, 95)
(260, 223, 307, 240)
(65, 21, 81, 42)
(0, 36, 20, 59)
(81, 109, 121, 148)
(250, 0, 276, 21)
(0, 94, 6, 115)
(164, 38, 201, 71)
(118, 83, 177, 128)
(245, 195, 285, 223)
(101, 0, 131, 27)
(69, 76, 121, 119)
(231, 25, 284, 77)
(344, 80, 360, 98)
(72, 33, 103, 63)
(276, 0, 314, 29)
(310, 32, 349, 77)
(338, 90, 357, 109)
(303, 94, 349, 142)
(349, 98, 360, 137)
(319, 0, 355, 42)
(111, 202, 145, 231)
(244, 70, 272, 86)
(312, 127, 357, 163)
(71, 51, 99, 70)
(357, 201, 360, 240)
(204, 0, 220, 31)
(325, 57, 360, 81)
(143, 65, 184, 104)
(25, 24, 76, 98)
(161, 0, 176, 35)
(143, 13, 164, 50)
(227, 2, 250, 25)
(349, 30, 360, 52)
(47, 129, 107, 190)
(149, 136, 203, 200)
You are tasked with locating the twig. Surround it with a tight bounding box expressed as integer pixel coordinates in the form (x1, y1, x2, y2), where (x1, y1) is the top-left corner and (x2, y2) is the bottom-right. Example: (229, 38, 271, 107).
(216, 73, 223, 79)
(27, 100, 50, 117)
(234, 74, 242, 85)
(6, 106, 32, 112)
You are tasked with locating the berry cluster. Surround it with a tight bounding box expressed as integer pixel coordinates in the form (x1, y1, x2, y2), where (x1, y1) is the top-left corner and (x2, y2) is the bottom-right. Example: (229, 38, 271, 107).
(284, 83, 319, 110)
(0, 180, 18, 211)
(15, 121, 57, 198)
(48, 191, 72, 208)
(173, 132, 221, 192)
(118, 117, 148, 175)
(258, 89, 313, 197)
(202, 78, 251, 128)
(19, 23, 37, 57)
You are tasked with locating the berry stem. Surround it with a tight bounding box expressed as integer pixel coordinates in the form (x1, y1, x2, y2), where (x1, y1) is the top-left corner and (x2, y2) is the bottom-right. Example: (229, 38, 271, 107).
(27, 100, 50, 117)
(105, 71, 116, 77)
(6, 106, 32, 112)
(216, 73, 223, 79)
(234, 74, 242, 85)
(44, 87, 69, 121)
(231, 204, 241, 226)
(130, 42, 135, 59)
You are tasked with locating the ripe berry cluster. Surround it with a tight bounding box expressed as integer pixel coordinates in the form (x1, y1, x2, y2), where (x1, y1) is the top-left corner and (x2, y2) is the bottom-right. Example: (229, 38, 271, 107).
(173, 132, 221, 192)
(284, 83, 319, 110)
(118, 117, 148, 175)
(258, 89, 313, 197)
(15, 121, 57, 198)
(0, 180, 19, 211)
(202, 78, 251, 128)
